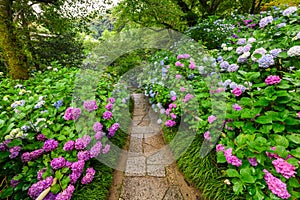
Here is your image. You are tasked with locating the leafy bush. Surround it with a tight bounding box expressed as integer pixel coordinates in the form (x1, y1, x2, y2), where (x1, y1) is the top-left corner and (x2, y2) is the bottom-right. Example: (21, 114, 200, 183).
(140, 6, 300, 200)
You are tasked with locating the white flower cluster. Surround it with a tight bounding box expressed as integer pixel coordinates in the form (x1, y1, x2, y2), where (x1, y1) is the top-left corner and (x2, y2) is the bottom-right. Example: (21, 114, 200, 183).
(221, 43, 233, 51)
(34, 96, 45, 109)
(282, 6, 297, 16)
(19, 89, 31, 95)
(287, 46, 300, 57)
(5, 128, 27, 140)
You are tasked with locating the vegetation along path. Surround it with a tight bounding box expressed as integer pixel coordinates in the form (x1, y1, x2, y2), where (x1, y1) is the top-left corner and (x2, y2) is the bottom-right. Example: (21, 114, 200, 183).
(109, 93, 201, 200)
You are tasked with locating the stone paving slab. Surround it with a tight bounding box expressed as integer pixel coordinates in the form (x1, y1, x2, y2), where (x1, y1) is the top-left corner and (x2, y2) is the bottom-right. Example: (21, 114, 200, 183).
(163, 186, 183, 200)
(129, 136, 143, 153)
(147, 148, 174, 165)
(131, 126, 156, 135)
(125, 156, 146, 176)
(120, 177, 169, 200)
(147, 164, 166, 177)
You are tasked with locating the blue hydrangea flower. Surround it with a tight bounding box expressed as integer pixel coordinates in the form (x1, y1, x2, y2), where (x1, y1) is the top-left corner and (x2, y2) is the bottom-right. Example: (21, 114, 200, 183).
(53, 100, 63, 109)
(257, 54, 275, 68)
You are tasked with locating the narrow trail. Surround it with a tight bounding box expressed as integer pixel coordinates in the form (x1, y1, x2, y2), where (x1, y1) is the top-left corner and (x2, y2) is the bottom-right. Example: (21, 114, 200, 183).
(109, 93, 201, 200)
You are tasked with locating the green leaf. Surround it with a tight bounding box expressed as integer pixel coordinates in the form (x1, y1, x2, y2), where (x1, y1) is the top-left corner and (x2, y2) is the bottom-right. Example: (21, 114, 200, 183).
(272, 123, 285, 133)
(216, 151, 226, 163)
(0, 186, 13, 198)
(290, 147, 300, 159)
(287, 158, 299, 168)
(273, 135, 289, 148)
(288, 178, 300, 188)
(226, 169, 240, 177)
(274, 145, 288, 158)
(255, 116, 272, 124)
(240, 168, 256, 183)
(7, 139, 22, 148)
(61, 176, 70, 190)
(57, 135, 66, 141)
(232, 179, 244, 195)
(286, 134, 300, 144)
(50, 184, 61, 194)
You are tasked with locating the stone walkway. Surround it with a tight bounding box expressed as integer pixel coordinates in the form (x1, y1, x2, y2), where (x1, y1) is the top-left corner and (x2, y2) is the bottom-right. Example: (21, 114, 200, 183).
(109, 93, 201, 200)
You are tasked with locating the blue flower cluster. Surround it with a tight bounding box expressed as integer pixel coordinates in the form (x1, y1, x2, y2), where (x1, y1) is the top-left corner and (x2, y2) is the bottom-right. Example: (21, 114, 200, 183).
(257, 54, 275, 68)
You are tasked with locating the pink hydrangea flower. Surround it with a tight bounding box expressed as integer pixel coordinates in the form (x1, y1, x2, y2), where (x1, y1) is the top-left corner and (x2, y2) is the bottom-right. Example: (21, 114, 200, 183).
(263, 169, 291, 199)
(105, 103, 113, 111)
(171, 96, 176, 101)
(102, 144, 110, 154)
(63, 107, 81, 120)
(180, 87, 186, 92)
(208, 115, 217, 123)
(177, 54, 190, 59)
(265, 75, 281, 85)
(232, 103, 242, 111)
(224, 148, 242, 167)
(204, 131, 211, 140)
(175, 61, 184, 67)
(103, 111, 113, 120)
(170, 113, 177, 119)
(216, 144, 225, 152)
(176, 74, 182, 79)
(248, 157, 258, 166)
(83, 100, 98, 112)
(231, 88, 243, 97)
(189, 61, 196, 69)
(297, 112, 300, 118)
(93, 122, 103, 132)
(272, 158, 297, 179)
(165, 120, 176, 127)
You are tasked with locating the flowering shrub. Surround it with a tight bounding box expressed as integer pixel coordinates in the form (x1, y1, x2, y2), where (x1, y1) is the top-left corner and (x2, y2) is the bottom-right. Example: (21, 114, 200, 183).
(141, 6, 300, 199)
(0, 66, 122, 199)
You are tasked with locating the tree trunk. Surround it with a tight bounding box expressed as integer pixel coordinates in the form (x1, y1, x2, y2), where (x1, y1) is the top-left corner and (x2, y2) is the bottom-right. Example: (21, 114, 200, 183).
(0, 0, 29, 79)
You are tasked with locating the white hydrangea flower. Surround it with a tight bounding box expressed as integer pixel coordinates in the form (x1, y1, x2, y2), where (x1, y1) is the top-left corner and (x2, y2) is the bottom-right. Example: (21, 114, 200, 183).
(287, 46, 300, 57)
(247, 37, 256, 43)
(251, 48, 267, 61)
(282, 6, 297, 16)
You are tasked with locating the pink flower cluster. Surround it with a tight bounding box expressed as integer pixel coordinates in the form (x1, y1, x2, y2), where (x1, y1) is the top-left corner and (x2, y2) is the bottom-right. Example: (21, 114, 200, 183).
(232, 103, 242, 111)
(93, 122, 103, 132)
(77, 150, 90, 161)
(63, 107, 81, 120)
(265, 75, 281, 85)
(90, 142, 102, 158)
(103, 111, 113, 120)
(189, 61, 196, 69)
(83, 100, 98, 112)
(272, 158, 297, 179)
(105, 103, 113, 110)
(70, 160, 85, 184)
(102, 144, 110, 154)
(108, 123, 120, 137)
(204, 131, 211, 140)
(21, 149, 45, 162)
(223, 148, 242, 167)
(231, 88, 243, 97)
(175, 61, 184, 67)
(263, 169, 291, 199)
(177, 54, 190, 59)
(208, 115, 217, 123)
(216, 144, 225, 152)
(165, 120, 176, 127)
(81, 168, 96, 184)
(107, 97, 115, 104)
(182, 94, 194, 103)
(248, 157, 258, 166)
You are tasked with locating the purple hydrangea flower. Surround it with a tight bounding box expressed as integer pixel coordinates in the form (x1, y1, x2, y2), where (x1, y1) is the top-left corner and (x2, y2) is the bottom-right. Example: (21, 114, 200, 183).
(259, 16, 273, 28)
(105, 103, 113, 111)
(216, 144, 225, 152)
(70, 160, 85, 184)
(10, 179, 20, 188)
(231, 88, 243, 97)
(83, 100, 98, 112)
(90, 142, 102, 158)
(9, 146, 21, 159)
(55, 184, 75, 200)
(21, 152, 32, 162)
(248, 157, 258, 166)
(102, 144, 110, 154)
(265, 75, 281, 85)
(93, 122, 103, 132)
(28, 176, 53, 199)
(103, 111, 113, 120)
(232, 104, 242, 111)
(272, 158, 297, 179)
(30, 149, 44, 160)
(204, 131, 211, 140)
(43, 139, 58, 152)
(165, 120, 176, 127)
(37, 134, 47, 141)
(227, 64, 239, 72)
(77, 151, 90, 161)
(107, 98, 115, 104)
(37, 168, 47, 180)
(81, 168, 96, 184)
(224, 148, 242, 167)
(75, 138, 87, 150)
(63, 140, 75, 151)
(258, 54, 275, 68)
(208, 115, 217, 123)
(51, 157, 66, 170)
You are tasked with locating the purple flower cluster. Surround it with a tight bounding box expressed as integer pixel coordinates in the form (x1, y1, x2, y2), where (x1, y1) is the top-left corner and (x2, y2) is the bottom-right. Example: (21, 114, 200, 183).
(165, 120, 176, 127)
(55, 184, 75, 200)
(248, 157, 258, 166)
(9, 146, 21, 159)
(63, 107, 81, 120)
(105, 103, 113, 110)
(83, 100, 98, 112)
(74, 138, 88, 150)
(204, 131, 211, 140)
(282, 6, 297, 16)
(265, 75, 281, 85)
(37, 134, 47, 141)
(183, 94, 194, 103)
(51, 157, 66, 170)
(177, 54, 190, 59)
(263, 169, 290, 199)
(259, 16, 273, 28)
(232, 103, 242, 111)
(270, 49, 282, 58)
(77, 150, 90, 161)
(108, 123, 120, 137)
(43, 139, 58, 152)
(70, 160, 85, 184)
(227, 64, 239, 72)
(103, 111, 113, 120)
(94, 132, 103, 140)
(37, 168, 47, 180)
(208, 115, 217, 123)
(10, 179, 20, 188)
(258, 54, 275, 68)
(90, 142, 102, 158)
(102, 144, 110, 154)
(63, 140, 75, 151)
(107, 97, 115, 104)
(0, 140, 10, 151)
(237, 38, 246, 45)
(21, 148, 45, 162)
(93, 122, 103, 132)
(223, 148, 242, 167)
(28, 176, 53, 199)
(81, 168, 96, 184)
(272, 158, 297, 179)
(44, 192, 57, 200)
(189, 61, 196, 69)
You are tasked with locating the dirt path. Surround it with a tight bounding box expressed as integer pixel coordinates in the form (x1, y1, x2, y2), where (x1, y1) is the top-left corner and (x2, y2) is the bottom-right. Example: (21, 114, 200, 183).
(109, 93, 202, 200)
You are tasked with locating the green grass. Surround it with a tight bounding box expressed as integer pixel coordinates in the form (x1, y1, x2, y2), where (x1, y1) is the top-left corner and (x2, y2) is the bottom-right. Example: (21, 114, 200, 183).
(162, 127, 245, 200)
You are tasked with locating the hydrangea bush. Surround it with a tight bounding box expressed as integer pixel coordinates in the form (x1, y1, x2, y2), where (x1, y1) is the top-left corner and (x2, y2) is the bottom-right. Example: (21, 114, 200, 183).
(0, 66, 122, 199)
(141, 6, 300, 199)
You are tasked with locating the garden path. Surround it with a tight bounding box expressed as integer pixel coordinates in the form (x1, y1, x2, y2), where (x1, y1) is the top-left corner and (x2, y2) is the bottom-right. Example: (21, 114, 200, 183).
(109, 93, 202, 200)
